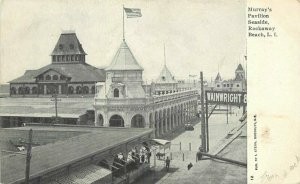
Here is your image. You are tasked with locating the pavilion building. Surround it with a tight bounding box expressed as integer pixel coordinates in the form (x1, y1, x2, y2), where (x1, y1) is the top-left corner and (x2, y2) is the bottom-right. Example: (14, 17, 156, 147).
(9, 32, 105, 97)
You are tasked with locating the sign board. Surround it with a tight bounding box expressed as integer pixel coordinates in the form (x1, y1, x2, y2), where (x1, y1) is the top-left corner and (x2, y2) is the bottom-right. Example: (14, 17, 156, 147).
(205, 91, 247, 106)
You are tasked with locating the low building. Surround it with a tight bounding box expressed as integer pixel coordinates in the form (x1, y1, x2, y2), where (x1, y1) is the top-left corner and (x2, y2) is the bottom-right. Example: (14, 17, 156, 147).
(0, 124, 154, 184)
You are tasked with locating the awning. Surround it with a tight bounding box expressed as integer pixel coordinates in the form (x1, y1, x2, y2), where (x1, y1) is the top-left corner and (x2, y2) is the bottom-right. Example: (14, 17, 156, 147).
(151, 139, 171, 149)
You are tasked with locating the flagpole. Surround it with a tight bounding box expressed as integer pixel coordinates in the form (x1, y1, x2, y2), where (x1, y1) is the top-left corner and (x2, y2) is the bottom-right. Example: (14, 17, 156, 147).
(123, 5, 125, 41)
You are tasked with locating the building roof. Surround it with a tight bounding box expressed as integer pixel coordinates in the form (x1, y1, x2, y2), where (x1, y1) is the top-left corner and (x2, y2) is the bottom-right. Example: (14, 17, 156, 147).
(9, 63, 105, 83)
(105, 41, 143, 71)
(156, 65, 177, 84)
(215, 72, 222, 81)
(51, 32, 87, 55)
(45, 164, 111, 184)
(1, 125, 153, 184)
(0, 97, 94, 118)
(235, 64, 244, 71)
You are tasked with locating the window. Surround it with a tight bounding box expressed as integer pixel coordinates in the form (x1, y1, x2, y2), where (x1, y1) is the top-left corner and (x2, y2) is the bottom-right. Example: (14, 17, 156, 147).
(223, 84, 226, 87)
(66, 55, 70, 61)
(113, 88, 119, 97)
(24, 87, 30, 94)
(76, 86, 82, 94)
(231, 84, 233, 87)
(68, 86, 74, 94)
(217, 84, 220, 87)
(18, 87, 23, 94)
(53, 56, 56, 62)
(91, 86, 95, 94)
(71, 55, 74, 61)
(227, 84, 229, 87)
(59, 44, 63, 50)
(62, 55, 65, 61)
(46, 75, 51, 80)
(70, 44, 74, 49)
(53, 75, 58, 80)
(60, 75, 66, 80)
(32, 87, 38, 94)
(76, 55, 79, 61)
(162, 76, 166, 81)
(236, 84, 240, 87)
(82, 86, 89, 94)
(10, 87, 16, 95)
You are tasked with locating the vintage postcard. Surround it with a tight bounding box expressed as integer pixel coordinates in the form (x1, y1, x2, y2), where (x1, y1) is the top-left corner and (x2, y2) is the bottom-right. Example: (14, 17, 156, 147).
(0, 0, 299, 183)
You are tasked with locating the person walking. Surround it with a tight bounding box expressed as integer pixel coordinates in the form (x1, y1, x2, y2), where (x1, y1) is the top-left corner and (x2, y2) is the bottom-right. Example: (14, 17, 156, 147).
(187, 162, 193, 170)
(165, 156, 170, 171)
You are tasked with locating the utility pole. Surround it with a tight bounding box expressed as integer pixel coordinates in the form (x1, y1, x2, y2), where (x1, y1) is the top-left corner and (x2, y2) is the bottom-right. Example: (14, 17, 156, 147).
(200, 72, 206, 152)
(51, 89, 61, 124)
(25, 129, 33, 184)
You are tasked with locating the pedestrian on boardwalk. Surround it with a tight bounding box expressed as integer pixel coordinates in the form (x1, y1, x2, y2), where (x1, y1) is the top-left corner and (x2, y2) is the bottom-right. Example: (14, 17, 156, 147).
(187, 162, 193, 170)
(165, 156, 170, 171)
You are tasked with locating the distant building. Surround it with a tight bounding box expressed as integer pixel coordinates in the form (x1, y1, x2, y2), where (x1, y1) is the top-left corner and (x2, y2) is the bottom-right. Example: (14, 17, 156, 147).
(9, 32, 105, 97)
(0, 32, 106, 127)
(209, 64, 246, 91)
(152, 64, 178, 95)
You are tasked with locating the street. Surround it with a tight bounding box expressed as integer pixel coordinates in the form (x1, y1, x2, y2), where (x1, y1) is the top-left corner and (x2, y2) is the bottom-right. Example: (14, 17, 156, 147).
(134, 106, 244, 184)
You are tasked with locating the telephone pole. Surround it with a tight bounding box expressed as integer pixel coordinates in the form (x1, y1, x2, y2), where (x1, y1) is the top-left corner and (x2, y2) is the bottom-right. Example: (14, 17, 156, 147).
(51, 89, 61, 124)
(200, 72, 206, 152)
(25, 129, 33, 184)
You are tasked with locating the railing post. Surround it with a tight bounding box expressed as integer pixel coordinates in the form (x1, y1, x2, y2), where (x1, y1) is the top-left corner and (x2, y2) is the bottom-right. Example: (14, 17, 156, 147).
(179, 142, 181, 151)
(183, 153, 185, 161)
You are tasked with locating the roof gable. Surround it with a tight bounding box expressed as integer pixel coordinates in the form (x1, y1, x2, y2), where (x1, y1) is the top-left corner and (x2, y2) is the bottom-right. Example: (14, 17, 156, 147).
(236, 64, 244, 71)
(51, 32, 87, 56)
(105, 41, 143, 71)
(156, 65, 177, 83)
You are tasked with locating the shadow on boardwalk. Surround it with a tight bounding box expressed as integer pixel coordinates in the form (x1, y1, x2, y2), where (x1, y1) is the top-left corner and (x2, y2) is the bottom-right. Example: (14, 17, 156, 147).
(134, 167, 179, 184)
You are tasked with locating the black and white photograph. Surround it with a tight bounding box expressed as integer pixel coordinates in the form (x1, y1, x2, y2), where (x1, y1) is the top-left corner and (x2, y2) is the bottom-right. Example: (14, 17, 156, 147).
(1, 0, 299, 184)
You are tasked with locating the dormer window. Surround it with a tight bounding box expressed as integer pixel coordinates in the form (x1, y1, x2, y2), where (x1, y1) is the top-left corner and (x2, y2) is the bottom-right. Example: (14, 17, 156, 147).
(46, 75, 51, 80)
(53, 75, 58, 80)
(70, 44, 74, 49)
(60, 75, 66, 80)
(114, 88, 119, 98)
(162, 76, 166, 81)
(59, 44, 63, 50)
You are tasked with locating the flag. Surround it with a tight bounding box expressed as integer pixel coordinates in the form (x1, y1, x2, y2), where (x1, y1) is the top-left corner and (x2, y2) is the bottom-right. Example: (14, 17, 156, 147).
(124, 8, 142, 18)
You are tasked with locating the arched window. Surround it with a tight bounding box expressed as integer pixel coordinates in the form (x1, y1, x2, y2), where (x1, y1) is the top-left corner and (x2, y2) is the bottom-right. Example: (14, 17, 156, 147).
(76, 86, 82, 94)
(32, 87, 38, 94)
(24, 87, 30, 94)
(18, 87, 23, 94)
(53, 75, 58, 80)
(46, 75, 51, 80)
(113, 88, 119, 97)
(82, 86, 89, 94)
(60, 75, 66, 80)
(10, 87, 16, 95)
(91, 86, 95, 94)
(68, 86, 74, 94)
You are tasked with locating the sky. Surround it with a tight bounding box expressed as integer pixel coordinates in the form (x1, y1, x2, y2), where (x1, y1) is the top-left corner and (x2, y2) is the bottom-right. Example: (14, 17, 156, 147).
(0, 0, 246, 84)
